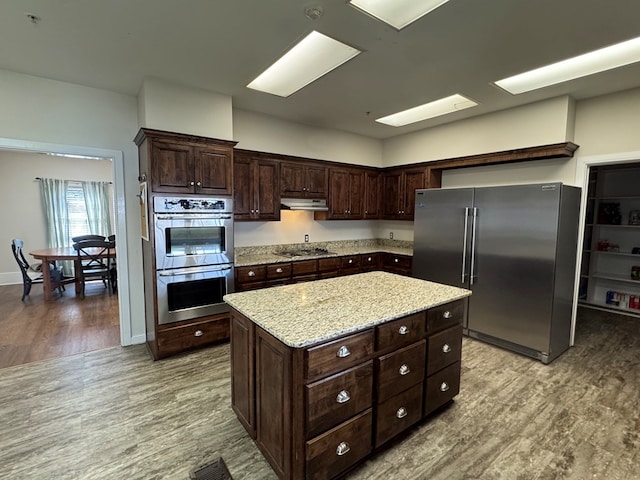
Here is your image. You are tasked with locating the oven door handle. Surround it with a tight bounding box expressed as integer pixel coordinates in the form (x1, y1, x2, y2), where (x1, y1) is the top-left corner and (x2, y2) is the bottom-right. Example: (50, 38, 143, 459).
(158, 265, 233, 276)
(155, 214, 232, 220)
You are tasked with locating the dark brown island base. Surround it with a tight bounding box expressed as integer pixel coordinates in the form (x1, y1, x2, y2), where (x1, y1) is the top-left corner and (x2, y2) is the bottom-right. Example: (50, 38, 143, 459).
(224, 271, 472, 480)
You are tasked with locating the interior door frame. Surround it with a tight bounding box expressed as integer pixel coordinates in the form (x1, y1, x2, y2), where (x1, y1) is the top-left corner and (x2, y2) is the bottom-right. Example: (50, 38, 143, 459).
(0, 136, 132, 346)
(572, 149, 640, 344)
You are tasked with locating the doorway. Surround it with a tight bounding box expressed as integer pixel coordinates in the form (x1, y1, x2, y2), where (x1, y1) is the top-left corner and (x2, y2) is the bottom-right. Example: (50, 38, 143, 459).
(572, 150, 640, 343)
(0, 136, 132, 358)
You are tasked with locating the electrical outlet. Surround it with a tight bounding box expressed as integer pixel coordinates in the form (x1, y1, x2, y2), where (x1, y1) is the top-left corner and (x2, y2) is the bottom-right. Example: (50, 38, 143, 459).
(304, 234, 309, 243)
(389, 232, 394, 239)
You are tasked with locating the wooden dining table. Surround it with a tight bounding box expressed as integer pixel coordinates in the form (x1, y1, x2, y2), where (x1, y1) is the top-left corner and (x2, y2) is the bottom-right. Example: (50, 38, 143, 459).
(30, 247, 116, 301)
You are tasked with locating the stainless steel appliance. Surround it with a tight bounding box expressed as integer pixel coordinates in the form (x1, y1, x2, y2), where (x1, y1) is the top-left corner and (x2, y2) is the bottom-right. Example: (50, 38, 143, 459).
(153, 195, 234, 325)
(156, 264, 233, 325)
(154, 196, 233, 269)
(413, 183, 580, 364)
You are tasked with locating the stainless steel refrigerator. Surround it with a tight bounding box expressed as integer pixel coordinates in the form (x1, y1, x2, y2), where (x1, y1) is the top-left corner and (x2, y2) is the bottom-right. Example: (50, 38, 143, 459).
(413, 183, 580, 364)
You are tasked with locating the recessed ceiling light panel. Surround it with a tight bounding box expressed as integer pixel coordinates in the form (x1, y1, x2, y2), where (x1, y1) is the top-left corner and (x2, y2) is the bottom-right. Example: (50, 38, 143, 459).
(494, 35, 640, 94)
(247, 31, 361, 97)
(376, 94, 478, 127)
(349, 0, 449, 30)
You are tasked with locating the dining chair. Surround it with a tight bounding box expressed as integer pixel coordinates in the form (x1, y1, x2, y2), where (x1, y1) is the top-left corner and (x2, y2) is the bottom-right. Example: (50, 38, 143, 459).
(107, 234, 117, 293)
(73, 239, 116, 297)
(11, 239, 64, 301)
(71, 234, 106, 243)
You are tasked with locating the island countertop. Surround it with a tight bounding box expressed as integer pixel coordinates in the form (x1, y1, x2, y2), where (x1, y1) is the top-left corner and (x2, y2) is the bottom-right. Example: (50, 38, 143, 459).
(223, 271, 471, 348)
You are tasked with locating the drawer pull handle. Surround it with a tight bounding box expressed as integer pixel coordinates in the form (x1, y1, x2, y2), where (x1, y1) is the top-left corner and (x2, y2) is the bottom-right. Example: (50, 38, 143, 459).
(276, 267, 283, 273)
(367, 257, 372, 262)
(336, 442, 351, 456)
(336, 345, 351, 358)
(399, 364, 410, 376)
(336, 390, 351, 404)
(396, 407, 408, 419)
(442, 343, 452, 353)
(394, 258, 399, 263)
(348, 259, 353, 264)
(398, 325, 409, 335)
(248, 270, 256, 277)
(443, 310, 452, 319)
(194, 330, 204, 337)
(440, 382, 450, 392)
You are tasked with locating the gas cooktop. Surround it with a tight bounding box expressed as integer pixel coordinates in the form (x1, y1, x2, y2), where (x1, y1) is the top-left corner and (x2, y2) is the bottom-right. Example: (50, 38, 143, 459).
(274, 247, 336, 258)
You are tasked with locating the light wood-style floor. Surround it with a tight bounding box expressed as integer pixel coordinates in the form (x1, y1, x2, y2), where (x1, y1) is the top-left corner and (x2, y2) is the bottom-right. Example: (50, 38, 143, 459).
(0, 283, 120, 369)
(0, 306, 638, 479)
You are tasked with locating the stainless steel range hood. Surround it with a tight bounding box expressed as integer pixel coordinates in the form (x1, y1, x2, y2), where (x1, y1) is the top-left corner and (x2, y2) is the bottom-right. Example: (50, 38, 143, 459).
(280, 198, 328, 211)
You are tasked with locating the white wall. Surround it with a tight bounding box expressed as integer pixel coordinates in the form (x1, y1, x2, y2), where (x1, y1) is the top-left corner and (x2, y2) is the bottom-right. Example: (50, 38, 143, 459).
(574, 87, 640, 157)
(233, 109, 383, 167)
(138, 77, 233, 140)
(1, 151, 113, 283)
(0, 68, 144, 345)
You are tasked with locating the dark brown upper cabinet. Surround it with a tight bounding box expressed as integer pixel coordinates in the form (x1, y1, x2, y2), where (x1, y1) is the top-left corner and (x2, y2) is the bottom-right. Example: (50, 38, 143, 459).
(324, 167, 365, 220)
(364, 169, 381, 219)
(135, 128, 236, 195)
(234, 151, 280, 221)
(382, 167, 427, 220)
(280, 161, 328, 198)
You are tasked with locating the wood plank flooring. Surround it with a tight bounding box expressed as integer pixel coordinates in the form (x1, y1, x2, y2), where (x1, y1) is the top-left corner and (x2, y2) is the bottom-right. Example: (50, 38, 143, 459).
(0, 283, 120, 369)
(0, 307, 638, 479)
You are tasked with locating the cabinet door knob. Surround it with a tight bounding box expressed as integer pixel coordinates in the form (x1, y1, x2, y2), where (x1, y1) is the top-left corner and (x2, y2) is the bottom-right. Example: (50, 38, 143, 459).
(336, 390, 351, 404)
(398, 325, 409, 335)
(336, 345, 351, 358)
(196, 181, 201, 186)
(250, 209, 255, 214)
(367, 257, 372, 262)
(442, 343, 452, 353)
(336, 442, 351, 456)
(190, 181, 195, 186)
(348, 259, 353, 264)
(248, 270, 256, 277)
(255, 210, 259, 214)
(396, 407, 408, 419)
(276, 267, 283, 273)
(194, 330, 203, 337)
(399, 364, 410, 376)
(394, 258, 399, 263)
(440, 382, 450, 392)
(443, 310, 452, 319)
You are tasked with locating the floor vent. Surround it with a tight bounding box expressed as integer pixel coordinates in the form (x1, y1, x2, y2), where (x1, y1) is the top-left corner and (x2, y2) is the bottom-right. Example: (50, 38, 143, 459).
(189, 458, 232, 480)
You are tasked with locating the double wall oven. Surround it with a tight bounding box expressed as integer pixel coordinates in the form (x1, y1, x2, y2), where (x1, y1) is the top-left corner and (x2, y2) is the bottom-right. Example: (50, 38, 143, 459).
(153, 196, 234, 325)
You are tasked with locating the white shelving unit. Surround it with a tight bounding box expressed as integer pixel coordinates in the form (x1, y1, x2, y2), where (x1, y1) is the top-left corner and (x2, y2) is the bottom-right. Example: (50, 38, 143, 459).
(579, 164, 640, 316)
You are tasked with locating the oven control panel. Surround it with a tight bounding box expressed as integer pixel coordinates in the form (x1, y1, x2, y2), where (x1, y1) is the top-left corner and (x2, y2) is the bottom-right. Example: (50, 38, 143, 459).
(154, 196, 232, 213)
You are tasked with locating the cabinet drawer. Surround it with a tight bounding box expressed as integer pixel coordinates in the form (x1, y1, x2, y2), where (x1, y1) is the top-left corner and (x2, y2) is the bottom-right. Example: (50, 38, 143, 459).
(376, 312, 426, 352)
(340, 255, 361, 270)
(306, 330, 374, 381)
(292, 259, 318, 276)
(427, 299, 465, 333)
(424, 361, 461, 416)
(306, 409, 372, 480)
(427, 325, 462, 376)
(377, 340, 426, 403)
(236, 265, 267, 283)
(156, 316, 230, 357)
(383, 254, 412, 270)
(318, 257, 341, 272)
(306, 361, 373, 439)
(266, 262, 292, 280)
(360, 253, 381, 271)
(375, 383, 423, 448)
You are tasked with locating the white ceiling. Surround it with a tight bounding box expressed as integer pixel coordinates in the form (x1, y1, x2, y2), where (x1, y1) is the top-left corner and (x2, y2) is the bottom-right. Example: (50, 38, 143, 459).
(3, 0, 640, 140)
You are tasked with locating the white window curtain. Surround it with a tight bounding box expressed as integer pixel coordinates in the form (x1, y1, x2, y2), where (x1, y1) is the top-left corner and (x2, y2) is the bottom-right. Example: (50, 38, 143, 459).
(39, 177, 72, 274)
(82, 180, 113, 237)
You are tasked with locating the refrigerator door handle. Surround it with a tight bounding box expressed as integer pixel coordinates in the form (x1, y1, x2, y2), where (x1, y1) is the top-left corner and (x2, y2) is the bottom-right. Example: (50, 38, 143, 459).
(461, 207, 470, 283)
(470, 207, 478, 285)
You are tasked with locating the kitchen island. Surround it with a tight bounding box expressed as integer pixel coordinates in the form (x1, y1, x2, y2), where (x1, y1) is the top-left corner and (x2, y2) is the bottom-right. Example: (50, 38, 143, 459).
(224, 271, 471, 480)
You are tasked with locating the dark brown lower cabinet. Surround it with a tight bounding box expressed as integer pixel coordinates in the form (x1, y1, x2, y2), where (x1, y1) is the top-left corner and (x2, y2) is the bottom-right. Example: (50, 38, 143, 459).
(229, 298, 464, 480)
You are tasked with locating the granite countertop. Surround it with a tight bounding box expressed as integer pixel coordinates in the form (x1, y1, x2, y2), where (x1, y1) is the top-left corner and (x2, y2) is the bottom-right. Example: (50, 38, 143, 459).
(223, 271, 471, 348)
(235, 240, 413, 267)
